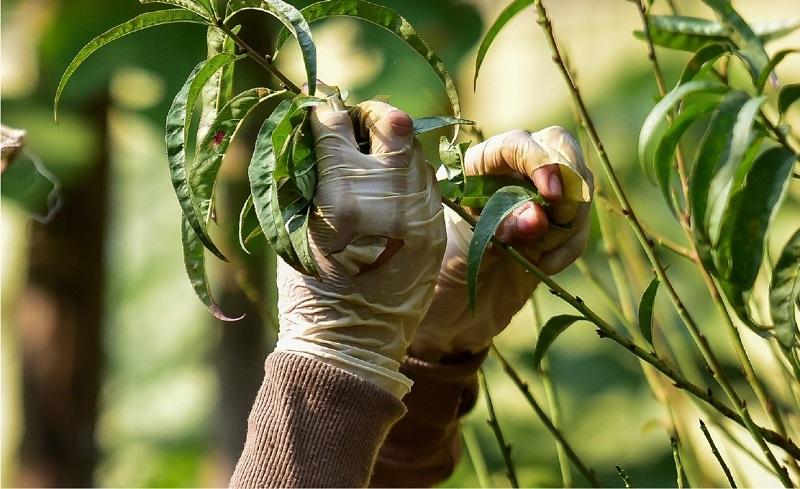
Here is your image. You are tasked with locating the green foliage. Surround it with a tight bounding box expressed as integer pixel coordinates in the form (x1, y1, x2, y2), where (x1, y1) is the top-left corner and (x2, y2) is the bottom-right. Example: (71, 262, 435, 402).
(411, 116, 474, 136)
(638, 276, 659, 346)
(770, 229, 800, 348)
(532, 315, 584, 370)
(778, 83, 800, 115)
(473, 0, 533, 90)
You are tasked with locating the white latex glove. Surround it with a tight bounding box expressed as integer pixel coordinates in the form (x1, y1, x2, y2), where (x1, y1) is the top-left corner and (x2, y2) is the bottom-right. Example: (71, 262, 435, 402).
(274, 90, 446, 398)
(410, 127, 594, 361)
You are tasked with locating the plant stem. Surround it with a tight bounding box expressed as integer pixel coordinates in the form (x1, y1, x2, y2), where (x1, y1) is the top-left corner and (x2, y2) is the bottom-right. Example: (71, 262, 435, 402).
(489, 345, 601, 487)
(478, 369, 519, 488)
(672, 436, 687, 489)
(531, 2, 793, 484)
(217, 20, 302, 93)
(700, 419, 738, 488)
(615, 466, 633, 488)
(441, 194, 800, 461)
(462, 424, 491, 488)
(529, 294, 573, 487)
(575, 258, 629, 326)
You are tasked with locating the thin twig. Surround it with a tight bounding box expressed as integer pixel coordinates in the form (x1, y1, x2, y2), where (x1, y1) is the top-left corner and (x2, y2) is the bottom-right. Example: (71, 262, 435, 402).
(531, 3, 792, 484)
(462, 424, 492, 488)
(672, 436, 687, 489)
(217, 20, 301, 93)
(700, 419, 738, 488)
(441, 195, 800, 461)
(478, 369, 519, 488)
(615, 465, 633, 488)
(530, 293, 573, 487)
(489, 345, 601, 487)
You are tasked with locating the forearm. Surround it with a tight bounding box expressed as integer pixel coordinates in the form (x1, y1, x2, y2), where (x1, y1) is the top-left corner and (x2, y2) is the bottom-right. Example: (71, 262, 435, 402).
(230, 351, 406, 488)
(370, 349, 487, 488)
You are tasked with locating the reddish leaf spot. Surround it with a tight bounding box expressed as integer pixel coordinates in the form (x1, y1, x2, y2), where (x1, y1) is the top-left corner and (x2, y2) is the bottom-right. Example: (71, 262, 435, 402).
(213, 130, 225, 146)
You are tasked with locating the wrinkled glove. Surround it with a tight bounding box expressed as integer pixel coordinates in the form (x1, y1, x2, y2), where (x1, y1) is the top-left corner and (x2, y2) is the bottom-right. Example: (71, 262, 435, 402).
(410, 127, 594, 361)
(274, 90, 446, 398)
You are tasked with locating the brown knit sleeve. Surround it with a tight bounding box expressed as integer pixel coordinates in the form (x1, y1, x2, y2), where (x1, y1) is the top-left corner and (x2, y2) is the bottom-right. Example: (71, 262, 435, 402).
(230, 351, 406, 488)
(369, 350, 488, 487)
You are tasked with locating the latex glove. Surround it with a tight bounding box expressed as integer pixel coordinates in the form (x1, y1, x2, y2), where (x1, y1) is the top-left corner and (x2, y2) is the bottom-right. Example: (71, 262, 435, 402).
(410, 127, 594, 361)
(274, 90, 446, 398)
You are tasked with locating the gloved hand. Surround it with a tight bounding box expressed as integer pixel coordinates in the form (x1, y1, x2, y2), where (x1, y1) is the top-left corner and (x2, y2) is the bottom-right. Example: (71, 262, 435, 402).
(274, 89, 446, 398)
(410, 127, 594, 361)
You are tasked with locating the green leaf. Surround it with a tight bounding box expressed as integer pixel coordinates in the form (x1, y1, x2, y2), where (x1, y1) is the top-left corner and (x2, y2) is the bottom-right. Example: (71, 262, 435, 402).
(715, 146, 796, 292)
(198, 26, 239, 142)
(638, 80, 727, 177)
(636, 15, 800, 52)
(466, 186, 539, 311)
(238, 195, 255, 253)
(676, 42, 732, 87)
(0, 149, 62, 222)
(181, 218, 243, 321)
(139, 0, 213, 19)
(54, 9, 206, 120)
(532, 315, 585, 370)
(653, 100, 718, 214)
(191, 87, 284, 222)
(225, 0, 316, 94)
(706, 96, 767, 245)
(412, 116, 475, 136)
(778, 83, 800, 115)
(755, 49, 800, 93)
(184, 53, 238, 148)
(688, 90, 749, 265)
(459, 175, 546, 209)
(287, 206, 317, 276)
(277, 0, 462, 140)
(770, 228, 800, 348)
(700, 0, 770, 80)
(473, 0, 533, 90)
(166, 62, 228, 262)
(638, 277, 660, 346)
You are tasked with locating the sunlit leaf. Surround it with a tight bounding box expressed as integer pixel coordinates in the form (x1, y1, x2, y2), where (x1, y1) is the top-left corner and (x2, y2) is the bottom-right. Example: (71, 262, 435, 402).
(473, 0, 533, 90)
(184, 53, 238, 147)
(755, 49, 799, 93)
(635, 15, 800, 52)
(770, 228, 800, 348)
(778, 83, 800, 115)
(459, 175, 546, 210)
(676, 43, 732, 87)
(653, 100, 718, 214)
(638, 277, 660, 346)
(238, 195, 255, 253)
(715, 146, 796, 330)
(412, 116, 475, 136)
(638, 80, 727, 179)
(54, 9, 207, 120)
(139, 0, 213, 19)
(700, 0, 770, 80)
(705, 96, 766, 244)
(466, 185, 540, 311)
(533, 315, 585, 370)
(198, 26, 239, 142)
(276, 0, 462, 139)
(688, 90, 749, 267)
(225, 0, 316, 94)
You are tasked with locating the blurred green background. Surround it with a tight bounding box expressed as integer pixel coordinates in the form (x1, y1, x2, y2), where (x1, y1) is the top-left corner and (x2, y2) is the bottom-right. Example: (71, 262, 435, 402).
(2, 0, 799, 487)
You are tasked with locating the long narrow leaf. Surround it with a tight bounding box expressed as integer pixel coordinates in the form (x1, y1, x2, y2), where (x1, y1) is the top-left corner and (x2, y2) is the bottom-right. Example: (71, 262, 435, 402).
(533, 315, 585, 370)
(139, 0, 213, 19)
(688, 90, 749, 266)
(473, 0, 533, 90)
(638, 80, 727, 175)
(770, 228, 800, 348)
(676, 43, 732, 87)
(225, 0, 316, 93)
(412, 116, 475, 136)
(638, 277, 660, 346)
(700, 0, 770, 80)
(54, 9, 206, 120)
(276, 0, 463, 139)
(198, 26, 238, 142)
(466, 186, 539, 311)
(184, 53, 238, 146)
(653, 100, 718, 213)
(755, 49, 799, 93)
(778, 83, 800, 115)
(166, 62, 228, 261)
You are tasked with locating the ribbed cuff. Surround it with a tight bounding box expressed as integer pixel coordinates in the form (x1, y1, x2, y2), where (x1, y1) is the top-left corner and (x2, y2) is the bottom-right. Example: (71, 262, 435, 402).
(370, 349, 488, 487)
(230, 352, 406, 488)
